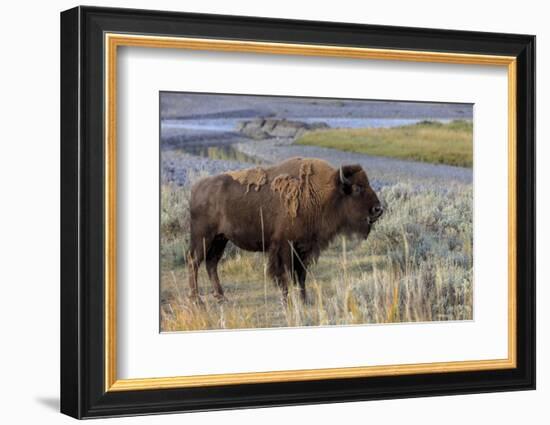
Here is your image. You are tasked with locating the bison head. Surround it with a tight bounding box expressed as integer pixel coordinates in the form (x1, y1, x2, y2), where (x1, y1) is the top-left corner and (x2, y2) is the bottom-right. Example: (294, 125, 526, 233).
(335, 164, 383, 237)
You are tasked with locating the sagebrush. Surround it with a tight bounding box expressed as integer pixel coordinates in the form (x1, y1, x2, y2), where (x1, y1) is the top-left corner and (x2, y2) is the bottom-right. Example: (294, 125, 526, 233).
(160, 174, 473, 331)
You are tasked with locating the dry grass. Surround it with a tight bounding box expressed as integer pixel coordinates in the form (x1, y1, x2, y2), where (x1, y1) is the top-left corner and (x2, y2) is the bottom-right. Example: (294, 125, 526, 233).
(295, 120, 473, 167)
(160, 178, 473, 332)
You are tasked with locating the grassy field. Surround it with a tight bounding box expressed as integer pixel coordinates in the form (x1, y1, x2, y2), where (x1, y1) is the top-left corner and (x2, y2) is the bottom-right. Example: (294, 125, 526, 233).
(295, 120, 473, 167)
(160, 172, 473, 332)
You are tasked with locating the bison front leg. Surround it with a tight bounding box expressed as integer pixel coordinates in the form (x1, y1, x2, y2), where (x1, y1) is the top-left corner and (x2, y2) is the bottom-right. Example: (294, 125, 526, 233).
(293, 263, 308, 304)
(291, 248, 310, 304)
(268, 243, 292, 305)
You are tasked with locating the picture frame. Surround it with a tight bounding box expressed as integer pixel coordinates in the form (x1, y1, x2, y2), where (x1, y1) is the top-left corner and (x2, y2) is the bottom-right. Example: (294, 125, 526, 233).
(60, 5, 535, 419)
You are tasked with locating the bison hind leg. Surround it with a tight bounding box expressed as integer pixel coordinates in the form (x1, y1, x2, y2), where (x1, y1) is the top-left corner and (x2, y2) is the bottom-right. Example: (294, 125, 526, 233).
(187, 231, 216, 305)
(205, 235, 228, 303)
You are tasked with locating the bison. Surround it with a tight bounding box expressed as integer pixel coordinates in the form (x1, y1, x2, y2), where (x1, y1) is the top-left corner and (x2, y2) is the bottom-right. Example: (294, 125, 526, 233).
(187, 157, 383, 304)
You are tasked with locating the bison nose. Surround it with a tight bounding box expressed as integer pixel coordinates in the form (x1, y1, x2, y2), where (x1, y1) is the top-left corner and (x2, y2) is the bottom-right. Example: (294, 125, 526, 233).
(370, 204, 384, 218)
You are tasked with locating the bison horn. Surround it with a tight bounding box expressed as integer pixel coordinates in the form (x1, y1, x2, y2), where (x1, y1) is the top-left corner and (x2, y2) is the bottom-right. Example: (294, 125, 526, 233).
(339, 166, 350, 185)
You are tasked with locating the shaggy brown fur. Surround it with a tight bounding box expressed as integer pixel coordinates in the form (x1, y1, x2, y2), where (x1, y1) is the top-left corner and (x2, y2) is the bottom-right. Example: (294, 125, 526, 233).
(271, 174, 301, 218)
(226, 167, 267, 193)
(270, 161, 319, 218)
(188, 157, 383, 305)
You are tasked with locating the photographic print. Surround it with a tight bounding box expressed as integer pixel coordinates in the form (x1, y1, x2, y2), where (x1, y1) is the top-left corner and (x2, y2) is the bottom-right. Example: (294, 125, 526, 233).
(160, 92, 473, 332)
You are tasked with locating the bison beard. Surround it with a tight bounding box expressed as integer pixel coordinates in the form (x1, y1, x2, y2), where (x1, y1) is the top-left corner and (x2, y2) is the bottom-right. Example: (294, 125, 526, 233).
(187, 157, 383, 305)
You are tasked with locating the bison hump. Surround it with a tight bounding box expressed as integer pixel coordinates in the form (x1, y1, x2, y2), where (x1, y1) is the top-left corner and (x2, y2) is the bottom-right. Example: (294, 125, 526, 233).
(225, 158, 333, 217)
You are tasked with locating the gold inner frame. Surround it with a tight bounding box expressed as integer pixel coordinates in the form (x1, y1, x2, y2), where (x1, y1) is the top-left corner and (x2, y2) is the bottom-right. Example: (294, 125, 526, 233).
(104, 33, 517, 392)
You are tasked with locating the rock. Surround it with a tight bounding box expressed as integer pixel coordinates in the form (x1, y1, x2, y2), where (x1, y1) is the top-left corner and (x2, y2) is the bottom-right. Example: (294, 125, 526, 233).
(236, 118, 329, 140)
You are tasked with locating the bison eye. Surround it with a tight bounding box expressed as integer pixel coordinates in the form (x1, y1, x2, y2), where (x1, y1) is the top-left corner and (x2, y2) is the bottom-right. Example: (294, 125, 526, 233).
(352, 185, 364, 196)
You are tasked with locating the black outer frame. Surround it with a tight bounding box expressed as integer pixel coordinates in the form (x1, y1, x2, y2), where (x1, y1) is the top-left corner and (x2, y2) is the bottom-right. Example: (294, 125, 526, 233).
(60, 5, 535, 419)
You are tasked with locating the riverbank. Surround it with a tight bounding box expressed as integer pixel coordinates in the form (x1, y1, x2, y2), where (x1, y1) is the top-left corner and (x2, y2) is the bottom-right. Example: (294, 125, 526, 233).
(296, 120, 473, 167)
(161, 116, 473, 188)
(234, 138, 472, 187)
